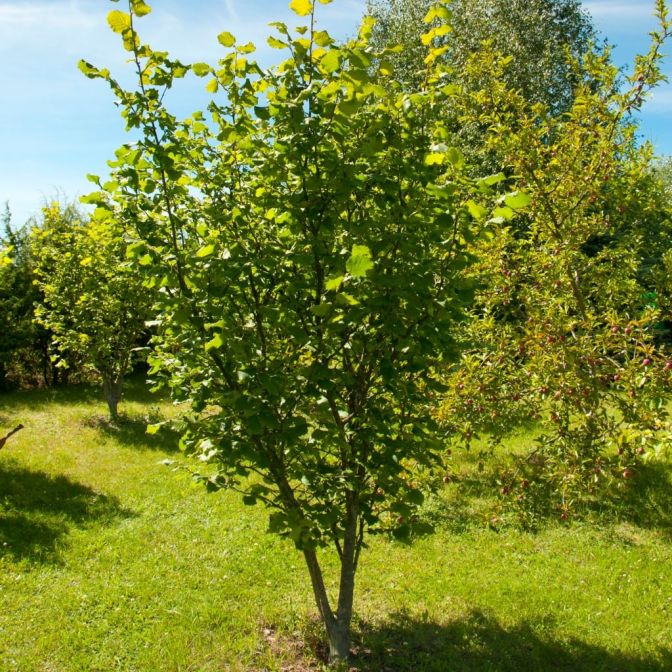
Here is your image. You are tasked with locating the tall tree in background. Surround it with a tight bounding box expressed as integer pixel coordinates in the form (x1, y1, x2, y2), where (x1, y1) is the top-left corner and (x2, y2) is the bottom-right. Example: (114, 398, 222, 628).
(368, 0, 597, 113)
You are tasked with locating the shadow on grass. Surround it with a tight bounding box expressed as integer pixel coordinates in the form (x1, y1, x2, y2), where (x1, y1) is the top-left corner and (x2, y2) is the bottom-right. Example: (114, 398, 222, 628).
(0, 458, 132, 563)
(91, 415, 181, 454)
(0, 374, 167, 413)
(347, 609, 672, 672)
(414, 458, 672, 539)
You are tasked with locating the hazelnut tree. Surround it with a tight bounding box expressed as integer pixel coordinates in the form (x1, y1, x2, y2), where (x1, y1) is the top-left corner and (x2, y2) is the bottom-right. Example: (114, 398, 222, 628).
(79, 0, 498, 662)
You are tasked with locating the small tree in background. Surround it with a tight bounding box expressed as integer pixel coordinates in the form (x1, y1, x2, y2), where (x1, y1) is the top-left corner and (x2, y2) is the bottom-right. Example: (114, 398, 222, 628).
(33, 202, 150, 419)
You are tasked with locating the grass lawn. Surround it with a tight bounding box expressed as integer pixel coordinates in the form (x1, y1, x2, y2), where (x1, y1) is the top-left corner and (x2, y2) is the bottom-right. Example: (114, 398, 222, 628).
(1, 380, 671, 671)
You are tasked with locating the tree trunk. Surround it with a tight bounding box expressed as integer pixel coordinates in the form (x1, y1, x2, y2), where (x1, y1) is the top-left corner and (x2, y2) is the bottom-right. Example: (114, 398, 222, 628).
(302, 492, 359, 665)
(103, 373, 124, 420)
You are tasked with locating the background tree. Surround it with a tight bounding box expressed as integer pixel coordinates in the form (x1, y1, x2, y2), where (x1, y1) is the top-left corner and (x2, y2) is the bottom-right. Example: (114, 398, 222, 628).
(367, 0, 597, 114)
(437, 5, 672, 519)
(0, 205, 54, 389)
(80, 0, 499, 662)
(33, 201, 150, 419)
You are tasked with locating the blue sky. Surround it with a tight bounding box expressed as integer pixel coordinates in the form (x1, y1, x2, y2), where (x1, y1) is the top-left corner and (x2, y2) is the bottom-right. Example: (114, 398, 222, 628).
(1, 0, 670, 226)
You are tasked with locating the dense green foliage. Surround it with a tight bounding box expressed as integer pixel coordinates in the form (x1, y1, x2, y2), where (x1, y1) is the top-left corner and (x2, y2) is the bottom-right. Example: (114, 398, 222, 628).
(436, 6, 672, 518)
(367, 0, 596, 112)
(79, 0, 514, 659)
(0, 206, 54, 390)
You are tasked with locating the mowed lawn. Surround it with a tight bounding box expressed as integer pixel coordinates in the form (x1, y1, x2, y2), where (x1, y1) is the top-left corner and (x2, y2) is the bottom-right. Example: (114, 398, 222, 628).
(1, 381, 671, 671)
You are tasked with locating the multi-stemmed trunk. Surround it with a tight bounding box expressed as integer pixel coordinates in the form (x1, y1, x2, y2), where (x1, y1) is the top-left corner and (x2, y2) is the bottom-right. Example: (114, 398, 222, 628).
(302, 492, 360, 664)
(102, 373, 124, 420)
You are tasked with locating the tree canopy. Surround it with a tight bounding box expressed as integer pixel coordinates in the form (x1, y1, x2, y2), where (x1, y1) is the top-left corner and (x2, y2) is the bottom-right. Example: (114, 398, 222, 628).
(367, 0, 597, 113)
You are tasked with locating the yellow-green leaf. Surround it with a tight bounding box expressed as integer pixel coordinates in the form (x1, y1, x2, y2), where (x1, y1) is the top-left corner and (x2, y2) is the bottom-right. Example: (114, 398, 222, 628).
(267, 36, 287, 49)
(205, 333, 224, 352)
(346, 244, 373, 278)
(130, 0, 152, 17)
(424, 153, 445, 166)
(466, 200, 488, 220)
(325, 275, 344, 291)
(424, 5, 451, 23)
(320, 50, 342, 73)
(289, 0, 313, 17)
(314, 30, 332, 47)
(218, 31, 236, 47)
(196, 244, 215, 258)
(504, 191, 532, 210)
(107, 10, 131, 33)
(192, 62, 210, 77)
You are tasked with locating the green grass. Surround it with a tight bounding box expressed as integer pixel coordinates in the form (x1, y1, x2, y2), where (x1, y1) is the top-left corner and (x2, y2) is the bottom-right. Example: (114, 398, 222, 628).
(1, 380, 671, 671)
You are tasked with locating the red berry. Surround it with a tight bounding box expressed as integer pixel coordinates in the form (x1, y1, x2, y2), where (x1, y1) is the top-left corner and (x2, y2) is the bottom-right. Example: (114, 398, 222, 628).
(643, 358, 652, 366)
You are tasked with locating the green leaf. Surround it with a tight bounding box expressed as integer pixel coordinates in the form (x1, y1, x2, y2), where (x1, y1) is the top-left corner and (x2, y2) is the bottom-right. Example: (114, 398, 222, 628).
(466, 200, 488, 220)
(424, 5, 451, 23)
(146, 422, 164, 435)
(218, 31, 236, 47)
(310, 303, 331, 317)
(289, 0, 312, 16)
(313, 30, 332, 47)
(196, 244, 215, 258)
(346, 244, 373, 278)
(78, 60, 98, 78)
(424, 153, 445, 166)
(504, 191, 532, 210)
(192, 62, 210, 77)
(335, 293, 359, 306)
(325, 275, 344, 291)
(480, 172, 506, 187)
(130, 0, 152, 17)
(206, 78, 219, 93)
(491, 206, 515, 221)
(205, 333, 224, 352)
(267, 36, 287, 49)
(107, 10, 131, 33)
(320, 49, 342, 73)
(445, 147, 464, 168)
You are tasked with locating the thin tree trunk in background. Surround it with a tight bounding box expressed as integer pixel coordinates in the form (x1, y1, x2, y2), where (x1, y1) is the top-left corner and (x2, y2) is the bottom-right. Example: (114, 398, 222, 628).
(103, 373, 123, 419)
